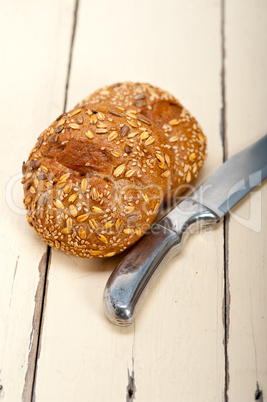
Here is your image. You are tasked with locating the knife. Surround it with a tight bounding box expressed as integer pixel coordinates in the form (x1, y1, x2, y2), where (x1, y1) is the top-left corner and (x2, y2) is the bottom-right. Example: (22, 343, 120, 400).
(103, 135, 267, 326)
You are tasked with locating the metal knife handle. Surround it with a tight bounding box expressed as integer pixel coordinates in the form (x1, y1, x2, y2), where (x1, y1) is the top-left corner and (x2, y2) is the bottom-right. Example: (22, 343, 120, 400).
(103, 199, 219, 326)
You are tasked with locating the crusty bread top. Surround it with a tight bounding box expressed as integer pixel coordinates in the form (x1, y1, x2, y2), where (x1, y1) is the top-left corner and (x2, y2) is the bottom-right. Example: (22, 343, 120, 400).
(80, 82, 207, 201)
(22, 103, 173, 258)
(23, 82, 207, 258)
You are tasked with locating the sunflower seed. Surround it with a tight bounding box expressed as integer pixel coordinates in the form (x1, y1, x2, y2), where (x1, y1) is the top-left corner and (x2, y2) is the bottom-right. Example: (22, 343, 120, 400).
(120, 125, 130, 137)
(109, 109, 122, 117)
(48, 134, 59, 143)
(137, 116, 151, 125)
(55, 125, 64, 133)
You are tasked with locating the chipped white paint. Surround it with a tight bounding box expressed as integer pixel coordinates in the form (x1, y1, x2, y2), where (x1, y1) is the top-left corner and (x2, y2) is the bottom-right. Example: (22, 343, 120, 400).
(35, 0, 225, 401)
(0, 1, 75, 401)
(0, 0, 266, 401)
(226, 0, 267, 400)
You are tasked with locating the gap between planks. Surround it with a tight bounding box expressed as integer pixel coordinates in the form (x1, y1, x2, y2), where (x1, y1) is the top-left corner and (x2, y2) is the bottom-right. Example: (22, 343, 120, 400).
(22, 1, 80, 401)
(220, 0, 230, 401)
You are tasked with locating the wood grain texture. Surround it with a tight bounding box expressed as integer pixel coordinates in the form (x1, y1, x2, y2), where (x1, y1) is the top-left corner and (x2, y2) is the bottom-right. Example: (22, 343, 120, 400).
(34, 0, 225, 401)
(1, 0, 266, 401)
(0, 1, 74, 400)
(225, 0, 267, 400)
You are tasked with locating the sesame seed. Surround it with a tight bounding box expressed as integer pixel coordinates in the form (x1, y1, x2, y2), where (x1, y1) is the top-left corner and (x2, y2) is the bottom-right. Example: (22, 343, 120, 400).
(186, 171, 192, 182)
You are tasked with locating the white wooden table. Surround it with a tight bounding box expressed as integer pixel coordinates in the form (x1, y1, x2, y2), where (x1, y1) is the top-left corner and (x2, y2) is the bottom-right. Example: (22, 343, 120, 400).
(1, 1, 266, 401)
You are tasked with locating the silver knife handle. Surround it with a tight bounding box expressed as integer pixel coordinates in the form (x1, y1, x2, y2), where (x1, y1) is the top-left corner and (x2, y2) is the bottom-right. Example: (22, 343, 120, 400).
(103, 199, 219, 326)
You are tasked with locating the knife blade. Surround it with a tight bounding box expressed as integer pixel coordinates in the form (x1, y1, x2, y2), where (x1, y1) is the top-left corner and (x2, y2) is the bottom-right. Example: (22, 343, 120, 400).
(103, 134, 267, 326)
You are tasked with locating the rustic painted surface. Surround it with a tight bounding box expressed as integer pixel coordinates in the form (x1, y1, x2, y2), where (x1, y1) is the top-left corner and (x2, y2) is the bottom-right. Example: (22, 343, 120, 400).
(0, 0, 266, 401)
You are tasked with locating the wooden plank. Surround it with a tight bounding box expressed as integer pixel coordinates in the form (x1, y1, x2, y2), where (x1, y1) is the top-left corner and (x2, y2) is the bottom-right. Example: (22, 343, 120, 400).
(0, 1, 75, 400)
(34, 0, 225, 401)
(225, 0, 267, 400)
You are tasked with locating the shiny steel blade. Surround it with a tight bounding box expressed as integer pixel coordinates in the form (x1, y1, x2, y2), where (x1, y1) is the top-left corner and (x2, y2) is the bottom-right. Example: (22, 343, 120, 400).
(190, 135, 267, 218)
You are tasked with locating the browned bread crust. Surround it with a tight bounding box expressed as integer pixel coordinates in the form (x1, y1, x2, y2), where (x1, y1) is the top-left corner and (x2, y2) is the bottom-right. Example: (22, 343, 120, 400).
(80, 82, 207, 201)
(23, 82, 207, 258)
(22, 103, 173, 258)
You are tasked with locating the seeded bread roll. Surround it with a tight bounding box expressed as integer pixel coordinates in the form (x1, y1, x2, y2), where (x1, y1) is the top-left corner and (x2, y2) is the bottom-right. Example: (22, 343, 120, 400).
(80, 82, 207, 201)
(22, 103, 174, 258)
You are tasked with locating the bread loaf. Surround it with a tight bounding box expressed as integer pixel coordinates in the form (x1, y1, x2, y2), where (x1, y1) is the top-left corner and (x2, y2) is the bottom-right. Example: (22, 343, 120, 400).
(79, 82, 207, 200)
(22, 82, 207, 258)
